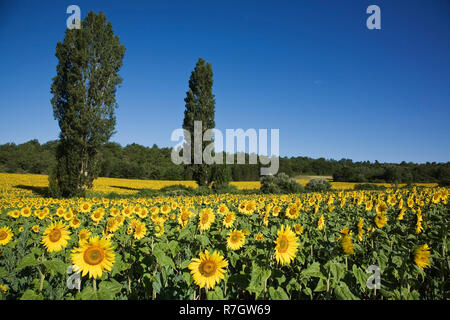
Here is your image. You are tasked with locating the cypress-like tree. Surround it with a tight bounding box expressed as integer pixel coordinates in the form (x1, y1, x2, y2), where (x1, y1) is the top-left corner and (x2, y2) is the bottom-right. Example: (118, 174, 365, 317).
(182, 58, 216, 186)
(49, 11, 125, 197)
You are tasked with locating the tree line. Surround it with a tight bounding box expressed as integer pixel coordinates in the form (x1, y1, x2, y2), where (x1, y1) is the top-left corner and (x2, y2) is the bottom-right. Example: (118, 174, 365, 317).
(1, 139, 448, 185)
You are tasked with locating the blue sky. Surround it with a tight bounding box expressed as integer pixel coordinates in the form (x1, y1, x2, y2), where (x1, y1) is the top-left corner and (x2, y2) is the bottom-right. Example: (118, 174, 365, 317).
(0, 0, 449, 163)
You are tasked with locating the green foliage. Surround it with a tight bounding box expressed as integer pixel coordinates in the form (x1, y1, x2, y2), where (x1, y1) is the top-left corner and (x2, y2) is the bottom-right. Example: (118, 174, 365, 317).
(1, 140, 448, 185)
(260, 173, 304, 194)
(354, 183, 387, 191)
(211, 165, 232, 190)
(49, 11, 126, 197)
(305, 178, 331, 192)
(182, 58, 216, 187)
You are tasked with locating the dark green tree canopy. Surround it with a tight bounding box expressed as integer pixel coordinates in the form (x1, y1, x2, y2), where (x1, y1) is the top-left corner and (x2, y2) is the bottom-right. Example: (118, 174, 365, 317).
(182, 58, 216, 186)
(50, 11, 125, 197)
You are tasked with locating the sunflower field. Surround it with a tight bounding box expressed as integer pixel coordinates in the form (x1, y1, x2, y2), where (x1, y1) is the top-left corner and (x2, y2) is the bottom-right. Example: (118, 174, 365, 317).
(0, 179, 448, 300)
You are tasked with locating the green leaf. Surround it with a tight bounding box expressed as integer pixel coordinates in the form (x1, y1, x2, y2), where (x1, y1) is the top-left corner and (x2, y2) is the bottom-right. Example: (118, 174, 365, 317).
(183, 272, 193, 286)
(80, 286, 97, 300)
(153, 249, 175, 269)
(314, 279, 327, 292)
(180, 260, 191, 269)
(334, 282, 359, 300)
(20, 289, 43, 300)
(269, 286, 289, 300)
(168, 240, 180, 257)
(195, 234, 210, 247)
(0, 267, 6, 278)
(302, 287, 313, 299)
(328, 262, 346, 286)
(17, 253, 40, 270)
(228, 273, 250, 289)
(391, 256, 402, 268)
(31, 247, 43, 257)
(207, 286, 225, 300)
(352, 265, 367, 291)
(247, 262, 271, 297)
(43, 258, 67, 275)
(300, 262, 325, 279)
(98, 279, 123, 299)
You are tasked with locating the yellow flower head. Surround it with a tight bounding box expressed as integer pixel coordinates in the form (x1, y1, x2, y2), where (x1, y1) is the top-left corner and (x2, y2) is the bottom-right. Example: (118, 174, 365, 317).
(42, 221, 71, 253)
(414, 244, 431, 270)
(71, 236, 115, 279)
(0, 227, 14, 246)
(227, 229, 245, 251)
(188, 250, 228, 290)
(274, 225, 299, 265)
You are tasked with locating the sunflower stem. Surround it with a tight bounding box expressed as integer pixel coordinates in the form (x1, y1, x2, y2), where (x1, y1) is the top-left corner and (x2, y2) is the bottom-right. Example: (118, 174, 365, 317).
(37, 266, 45, 292)
(93, 279, 97, 294)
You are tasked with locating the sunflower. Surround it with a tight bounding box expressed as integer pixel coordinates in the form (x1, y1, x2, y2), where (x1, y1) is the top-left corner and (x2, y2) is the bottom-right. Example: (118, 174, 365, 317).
(255, 233, 265, 241)
(91, 208, 105, 224)
(188, 250, 228, 289)
(79, 202, 92, 213)
(374, 214, 387, 228)
(0, 227, 13, 246)
(285, 205, 300, 219)
(133, 222, 147, 240)
(365, 201, 373, 211)
(42, 221, 71, 252)
(199, 208, 215, 231)
(153, 223, 165, 237)
(398, 207, 406, 221)
(274, 225, 299, 265)
(110, 207, 120, 217)
(105, 217, 118, 233)
(78, 229, 91, 244)
(64, 210, 74, 221)
(8, 210, 20, 219)
(70, 217, 81, 229)
(222, 212, 236, 228)
(160, 204, 171, 215)
(416, 212, 423, 234)
(21, 207, 32, 217)
(272, 206, 281, 217)
(414, 244, 431, 270)
(32, 225, 40, 233)
(357, 218, 364, 241)
(375, 201, 388, 215)
(217, 204, 229, 215)
(71, 236, 115, 279)
(293, 224, 303, 235)
(341, 233, 354, 255)
(122, 207, 133, 218)
(227, 229, 245, 250)
(178, 210, 190, 228)
(318, 215, 325, 230)
(137, 208, 149, 219)
(56, 207, 66, 217)
(0, 284, 8, 293)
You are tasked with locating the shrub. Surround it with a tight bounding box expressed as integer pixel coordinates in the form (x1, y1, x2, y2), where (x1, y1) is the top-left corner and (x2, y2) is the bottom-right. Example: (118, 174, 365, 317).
(211, 165, 232, 191)
(260, 173, 304, 194)
(353, 183, 387, 191)
(305, 178, 331, 192)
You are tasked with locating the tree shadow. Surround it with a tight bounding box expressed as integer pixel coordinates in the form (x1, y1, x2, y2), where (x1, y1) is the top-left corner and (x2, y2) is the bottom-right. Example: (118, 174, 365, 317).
(109, 185, 141, 191)
(14, 185, 50, 197)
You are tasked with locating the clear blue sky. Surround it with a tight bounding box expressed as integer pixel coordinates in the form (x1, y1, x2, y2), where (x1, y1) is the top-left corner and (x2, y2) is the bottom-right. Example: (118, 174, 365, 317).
(0, 0, 449, 163)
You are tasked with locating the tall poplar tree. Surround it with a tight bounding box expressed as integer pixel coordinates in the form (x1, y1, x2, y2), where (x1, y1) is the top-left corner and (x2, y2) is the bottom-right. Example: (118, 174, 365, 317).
(182, 58, 216, 186)
(49, 11, 125, 197)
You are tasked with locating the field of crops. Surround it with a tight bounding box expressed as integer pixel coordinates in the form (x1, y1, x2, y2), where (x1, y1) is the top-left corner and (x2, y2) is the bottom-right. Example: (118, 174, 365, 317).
(0, 173, 448, 300)
(0, 173, 438, 196)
